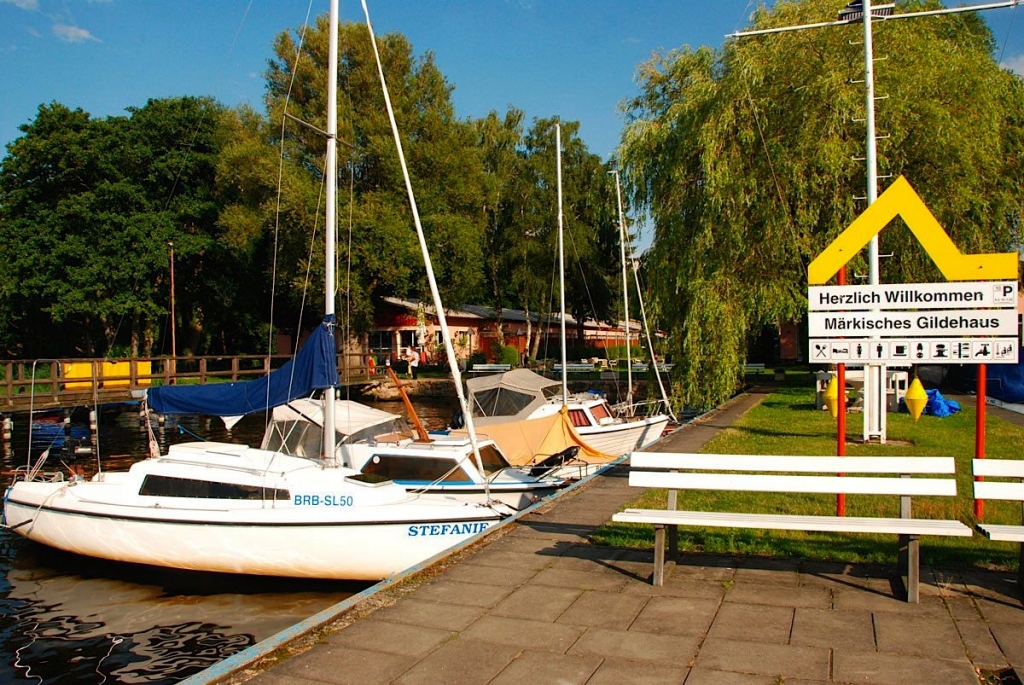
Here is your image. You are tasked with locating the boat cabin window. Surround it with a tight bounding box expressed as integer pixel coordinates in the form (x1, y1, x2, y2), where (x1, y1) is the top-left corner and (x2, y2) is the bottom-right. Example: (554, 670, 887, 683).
(346, 419, 407, 444)
(568, 409, 592, 428)
(262, 420, 323, 457)
(140, 475, 290, 500)
(590, 402, 611, 422)
(476, 444, 510, 476)
(361, 455, 472, 484)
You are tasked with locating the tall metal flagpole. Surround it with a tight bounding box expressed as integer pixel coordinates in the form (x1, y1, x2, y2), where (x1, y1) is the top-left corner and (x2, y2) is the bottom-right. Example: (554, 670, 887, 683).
(729, 0, 1020, 443)
(556, 124, 569, 406)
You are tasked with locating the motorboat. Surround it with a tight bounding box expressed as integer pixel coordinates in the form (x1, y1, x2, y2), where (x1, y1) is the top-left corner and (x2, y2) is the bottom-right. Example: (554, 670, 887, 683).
(262, 398, 570, 509)
(466, 367, 670, 457)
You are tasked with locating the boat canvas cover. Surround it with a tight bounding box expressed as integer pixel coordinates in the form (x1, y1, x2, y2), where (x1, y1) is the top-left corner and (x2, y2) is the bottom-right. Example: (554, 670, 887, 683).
(147, 316, 339, 416)
(467, 369, 560, 421)
(272, 398, 399, 435)
(454, 409, 615, 467)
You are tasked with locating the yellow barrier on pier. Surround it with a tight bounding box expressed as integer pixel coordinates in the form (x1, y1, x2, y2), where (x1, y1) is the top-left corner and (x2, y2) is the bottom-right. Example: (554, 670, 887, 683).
(63, 361, 152, 390)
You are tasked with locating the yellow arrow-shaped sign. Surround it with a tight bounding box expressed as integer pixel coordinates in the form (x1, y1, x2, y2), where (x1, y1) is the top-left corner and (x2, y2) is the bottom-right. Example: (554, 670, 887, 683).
(808, 176, 1018, 285)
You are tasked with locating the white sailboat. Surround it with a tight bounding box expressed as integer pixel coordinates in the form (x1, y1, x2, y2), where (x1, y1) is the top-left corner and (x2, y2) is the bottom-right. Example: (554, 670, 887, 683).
(465, 125, 670, 459)
(1, 1, 509, 581)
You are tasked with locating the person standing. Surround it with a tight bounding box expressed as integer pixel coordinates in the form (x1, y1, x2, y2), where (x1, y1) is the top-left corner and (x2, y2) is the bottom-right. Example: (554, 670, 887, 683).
(405, 345, 419, 379)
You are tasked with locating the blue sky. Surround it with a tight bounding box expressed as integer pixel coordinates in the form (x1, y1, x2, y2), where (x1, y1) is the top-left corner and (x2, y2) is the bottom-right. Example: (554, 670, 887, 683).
(2, 1, 1022, 165)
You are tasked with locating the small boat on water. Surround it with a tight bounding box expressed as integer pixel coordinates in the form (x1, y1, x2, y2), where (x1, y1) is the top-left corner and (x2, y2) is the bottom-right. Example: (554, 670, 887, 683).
(263, 397, 570, 510)
(466, 368, 670, 457)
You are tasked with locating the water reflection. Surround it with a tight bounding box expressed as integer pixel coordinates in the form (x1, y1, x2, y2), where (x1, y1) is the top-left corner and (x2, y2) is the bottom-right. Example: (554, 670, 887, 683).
(0, 397, 456, 685)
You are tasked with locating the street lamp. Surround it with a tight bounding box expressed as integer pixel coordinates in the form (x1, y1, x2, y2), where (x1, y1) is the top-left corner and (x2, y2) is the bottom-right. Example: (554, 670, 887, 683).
(729, 0, 1021, 443)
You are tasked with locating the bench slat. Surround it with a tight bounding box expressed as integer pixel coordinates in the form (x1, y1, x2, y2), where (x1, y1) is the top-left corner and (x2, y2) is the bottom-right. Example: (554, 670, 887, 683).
(612, 509, 972, 537)
(972, 459, 1024, 478)
(974, 481, 1024, 501)
(976, 523, 1024, 542)
(627, 471, 957, 497)
(629, 452, 955, 474)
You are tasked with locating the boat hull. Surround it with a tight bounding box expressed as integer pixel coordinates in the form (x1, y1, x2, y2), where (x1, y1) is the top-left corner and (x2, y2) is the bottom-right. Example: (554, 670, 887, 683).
(576, 415, 670, 456)
(3, 482, 502, 581)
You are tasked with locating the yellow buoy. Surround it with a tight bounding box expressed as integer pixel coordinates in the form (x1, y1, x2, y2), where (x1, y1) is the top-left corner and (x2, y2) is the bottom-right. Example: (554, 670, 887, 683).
(904, 377, 928, 421)
(822, 375, 840, 419)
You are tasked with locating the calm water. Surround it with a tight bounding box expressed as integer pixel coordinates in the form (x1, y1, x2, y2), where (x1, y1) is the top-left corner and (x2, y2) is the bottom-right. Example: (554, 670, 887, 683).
(0, 397, 457, 685)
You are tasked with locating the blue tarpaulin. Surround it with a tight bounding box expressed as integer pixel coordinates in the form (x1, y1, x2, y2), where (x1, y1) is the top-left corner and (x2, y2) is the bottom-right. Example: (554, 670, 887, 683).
(147, 315, 338, 416)
(900, 388, 961, 418)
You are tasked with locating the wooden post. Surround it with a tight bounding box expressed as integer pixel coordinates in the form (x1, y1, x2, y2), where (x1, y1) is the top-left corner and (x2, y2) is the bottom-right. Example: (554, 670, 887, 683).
(975, 364, 986, 520)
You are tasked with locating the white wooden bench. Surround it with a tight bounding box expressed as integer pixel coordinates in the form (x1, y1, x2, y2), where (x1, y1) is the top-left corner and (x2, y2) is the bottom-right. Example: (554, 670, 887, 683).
(470, 363, 512, 373)
(972, 459, 1024, 588)
(613, 452, 972, 602)
(553, 363, 595, 373)
(744, 363, 767, 374)
(631, 363, 675, 373)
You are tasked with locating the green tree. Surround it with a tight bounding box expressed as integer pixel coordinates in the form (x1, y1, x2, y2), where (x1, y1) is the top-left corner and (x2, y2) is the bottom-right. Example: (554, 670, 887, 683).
(243, 17, 489, 337)
(0, 97, 244, 358)
(621, 0, 1024, 409)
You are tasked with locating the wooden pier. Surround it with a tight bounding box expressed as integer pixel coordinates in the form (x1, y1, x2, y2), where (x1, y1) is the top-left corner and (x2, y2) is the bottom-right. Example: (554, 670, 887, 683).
(0, 353, 374, 414)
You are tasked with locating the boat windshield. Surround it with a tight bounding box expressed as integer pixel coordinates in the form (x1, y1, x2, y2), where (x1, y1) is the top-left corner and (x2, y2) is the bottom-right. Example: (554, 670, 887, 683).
(476, 444, 510, 477)
(263, 418, 408, 457)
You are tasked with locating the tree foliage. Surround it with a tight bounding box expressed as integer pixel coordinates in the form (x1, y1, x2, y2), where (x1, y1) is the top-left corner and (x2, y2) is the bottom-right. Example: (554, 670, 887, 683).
(621, 0, 1024, 409)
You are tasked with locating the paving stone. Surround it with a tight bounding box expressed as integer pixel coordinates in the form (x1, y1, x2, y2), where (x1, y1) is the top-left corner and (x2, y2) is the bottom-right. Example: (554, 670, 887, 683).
(695, 637, 829, 681)
(530, 567, 629, 591)
(585, 658, 690, 685)
(945, 596, 983, 622)
(369, 598, 487, 632)
(459, 615, 583, 653)
(549, 553, 626, 574)
(956, 617, 1010, 670)
(976, 596, 1024, 625)
(630, 595, 721, 637)
(462, 549, 555, 572)
(393, 637, 520, 685)
(834, 649, 978, 685)
(439, 562, 538, 587)
(556, 590, 648, 629)
(484, 533, 573, 556)
(246, 674, 317, 685)
(511, 520, 592, 542)
(990, 621, 1024, 667)
(326, 619, 452, 658)
(684, 668, 794, 684)
(408, 579, 513, 608)
(621, 574, 730, 601)
(831, 587, 948, 616)
(790, 607, 876, 651)
(706, 601, 794, 644)
(873, 612, 968, 659)
(725, 583, 832, 609)
(261, 644, 416, 685)
(567, 627, 700, 664)
(490, 583, 583, 621)
(488, 649, 602, 685)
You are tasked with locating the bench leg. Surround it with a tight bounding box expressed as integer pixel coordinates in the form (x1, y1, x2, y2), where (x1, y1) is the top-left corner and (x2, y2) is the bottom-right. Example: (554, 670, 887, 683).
(1018, 542, 1024, 597)
(653, 524, 665, 586)
(898, 533, 920, 603)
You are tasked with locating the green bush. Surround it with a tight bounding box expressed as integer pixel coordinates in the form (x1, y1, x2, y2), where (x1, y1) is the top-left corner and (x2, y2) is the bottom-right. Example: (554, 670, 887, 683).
(497, 345, 520, 367)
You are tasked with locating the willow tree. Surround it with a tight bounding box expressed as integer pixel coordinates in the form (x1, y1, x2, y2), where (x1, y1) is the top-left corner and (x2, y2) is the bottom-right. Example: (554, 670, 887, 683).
(620, 0, 1024, 409)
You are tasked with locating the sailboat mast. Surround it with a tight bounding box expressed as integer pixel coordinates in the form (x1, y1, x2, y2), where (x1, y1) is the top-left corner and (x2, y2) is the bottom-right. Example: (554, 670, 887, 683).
(360, 0, 490, 501)
(611, 169, 632, 408)
(556, 124, 569, 406)
(323, 0, 339, 464)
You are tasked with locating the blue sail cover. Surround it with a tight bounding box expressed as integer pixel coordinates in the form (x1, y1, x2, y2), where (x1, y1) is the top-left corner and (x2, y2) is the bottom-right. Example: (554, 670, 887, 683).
(147, 316, 339, 416)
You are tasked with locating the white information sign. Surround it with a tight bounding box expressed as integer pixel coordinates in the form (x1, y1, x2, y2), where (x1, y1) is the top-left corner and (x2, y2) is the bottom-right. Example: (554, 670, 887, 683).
(808, 309, 1018, 338)
(809, 338, 1019, 365)
(808, 281, 1017, 311)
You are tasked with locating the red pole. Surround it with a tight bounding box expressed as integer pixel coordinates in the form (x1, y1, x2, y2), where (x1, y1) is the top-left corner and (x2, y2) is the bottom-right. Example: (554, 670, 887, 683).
(975, 363, 986, 520)
(837, 267, 847, 517)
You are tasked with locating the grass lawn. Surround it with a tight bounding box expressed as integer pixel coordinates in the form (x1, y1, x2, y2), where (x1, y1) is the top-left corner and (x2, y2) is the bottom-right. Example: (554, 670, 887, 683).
(591, 383, 1024, 572)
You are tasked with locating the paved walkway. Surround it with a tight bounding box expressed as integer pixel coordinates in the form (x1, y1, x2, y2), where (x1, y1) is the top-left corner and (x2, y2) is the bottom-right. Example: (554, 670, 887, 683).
(238, 389, 1024, 685)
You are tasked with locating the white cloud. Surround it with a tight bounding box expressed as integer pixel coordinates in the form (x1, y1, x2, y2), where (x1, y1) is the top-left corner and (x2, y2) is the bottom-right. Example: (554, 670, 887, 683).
(53, 23, 100, 44)
(1, 0, 39, 10)
(1002, 54, 1024, 77)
